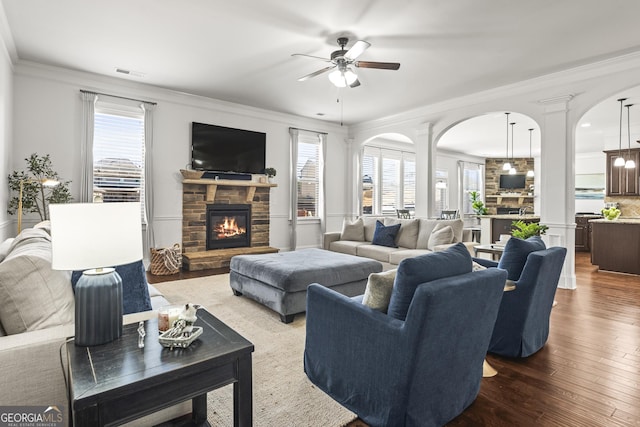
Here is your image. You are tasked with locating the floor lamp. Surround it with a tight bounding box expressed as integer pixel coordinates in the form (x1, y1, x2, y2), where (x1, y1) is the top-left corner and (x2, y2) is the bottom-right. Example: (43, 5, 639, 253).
(17, 178, 60, 232)
(50, 202, 143, 346)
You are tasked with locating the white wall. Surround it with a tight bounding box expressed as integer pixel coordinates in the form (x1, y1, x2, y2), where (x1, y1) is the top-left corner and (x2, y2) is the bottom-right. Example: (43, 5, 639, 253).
(11, 62, 349, 250)
(0, 27, 13, 241)
(575, 152, 606, 214)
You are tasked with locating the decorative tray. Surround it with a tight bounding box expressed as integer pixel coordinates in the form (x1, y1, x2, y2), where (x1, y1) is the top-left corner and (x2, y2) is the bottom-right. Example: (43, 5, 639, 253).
(159, 326, 203, 349)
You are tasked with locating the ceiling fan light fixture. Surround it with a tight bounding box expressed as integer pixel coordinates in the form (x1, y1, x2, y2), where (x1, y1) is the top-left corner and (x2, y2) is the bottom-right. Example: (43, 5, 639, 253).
(328, 66, 358, 88)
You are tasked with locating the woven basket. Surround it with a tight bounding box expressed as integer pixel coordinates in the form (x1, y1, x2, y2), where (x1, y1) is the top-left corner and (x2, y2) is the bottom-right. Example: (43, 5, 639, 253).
(180, 169, 204, 179)
(150, 244, 182, 275)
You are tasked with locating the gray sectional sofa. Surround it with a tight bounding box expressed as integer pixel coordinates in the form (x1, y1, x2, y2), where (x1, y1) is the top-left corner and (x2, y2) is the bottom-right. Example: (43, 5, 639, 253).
(324, 216, 477, 268)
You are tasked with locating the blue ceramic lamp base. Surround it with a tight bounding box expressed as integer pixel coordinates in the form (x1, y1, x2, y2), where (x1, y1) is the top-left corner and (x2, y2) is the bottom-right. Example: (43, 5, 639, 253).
(75, 268, 123, 347)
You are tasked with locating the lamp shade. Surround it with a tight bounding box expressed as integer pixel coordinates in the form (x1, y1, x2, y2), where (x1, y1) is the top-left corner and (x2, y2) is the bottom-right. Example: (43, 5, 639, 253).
(50, 202, 142, 271)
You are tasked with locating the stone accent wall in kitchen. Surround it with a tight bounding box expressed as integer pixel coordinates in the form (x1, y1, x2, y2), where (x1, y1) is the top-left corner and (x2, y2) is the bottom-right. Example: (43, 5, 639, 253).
(605, 196, 640, 217)
(484, 158, 535, 214)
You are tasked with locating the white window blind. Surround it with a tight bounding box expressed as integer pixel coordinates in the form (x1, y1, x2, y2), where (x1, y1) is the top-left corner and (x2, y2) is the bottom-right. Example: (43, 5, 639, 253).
(362, 146, 415, 215)
(297, 133, 320, 218)
(461, 162, 484, 215)
(93, 104, 145, 220)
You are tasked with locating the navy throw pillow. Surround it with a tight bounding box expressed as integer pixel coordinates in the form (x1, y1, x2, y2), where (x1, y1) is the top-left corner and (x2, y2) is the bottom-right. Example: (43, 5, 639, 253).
(387, 242, 472, 321)
(371, 220, 401, 248)
(71, 260, 152, 315)
(497, 236, 546, 281)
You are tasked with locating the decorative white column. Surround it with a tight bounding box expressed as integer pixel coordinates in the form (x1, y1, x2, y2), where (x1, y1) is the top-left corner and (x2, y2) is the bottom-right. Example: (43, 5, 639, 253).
(538, 94, 576, 290)
(414, 122, 432, 218)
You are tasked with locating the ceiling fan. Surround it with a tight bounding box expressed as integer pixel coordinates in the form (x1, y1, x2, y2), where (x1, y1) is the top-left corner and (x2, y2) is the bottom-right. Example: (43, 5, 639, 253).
(292, 37, 400, 88)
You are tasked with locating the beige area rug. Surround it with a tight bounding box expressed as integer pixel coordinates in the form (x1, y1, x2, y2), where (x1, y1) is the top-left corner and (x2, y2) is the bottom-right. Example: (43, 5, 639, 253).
(153, 274, 357, 427)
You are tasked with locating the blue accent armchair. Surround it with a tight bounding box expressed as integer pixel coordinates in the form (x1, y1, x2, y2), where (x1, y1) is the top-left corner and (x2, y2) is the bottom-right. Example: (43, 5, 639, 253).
(475, 246, 567, 357)
(304, 268, 508, 427)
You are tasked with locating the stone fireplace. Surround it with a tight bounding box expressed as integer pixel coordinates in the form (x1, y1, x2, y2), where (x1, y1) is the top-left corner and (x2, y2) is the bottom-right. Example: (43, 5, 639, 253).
(181, 178, 277, 271)
(206, 204, 251, 250)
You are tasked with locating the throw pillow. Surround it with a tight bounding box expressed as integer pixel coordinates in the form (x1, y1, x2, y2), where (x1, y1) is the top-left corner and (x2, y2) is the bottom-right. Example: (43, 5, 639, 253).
(427, 225, 454, 250)
(472, 261, 487, 271)
(384, 218, 419, 249)
(362, 269, 397, 313)
(71, 260, 152, 315)
(371, 220, 401, 248)
(498, 236, 546, 281)
(387, 243, 472, 321)
(341, 218, 365, 241)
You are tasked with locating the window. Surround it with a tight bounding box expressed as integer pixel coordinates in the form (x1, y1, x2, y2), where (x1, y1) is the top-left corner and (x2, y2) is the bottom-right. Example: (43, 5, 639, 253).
(435, 170, 449, 215)
(296, 132, 322, 218)
(362, 146, 415, 215)
(92, 103, 145, 220)
(460, 162, 484, 215)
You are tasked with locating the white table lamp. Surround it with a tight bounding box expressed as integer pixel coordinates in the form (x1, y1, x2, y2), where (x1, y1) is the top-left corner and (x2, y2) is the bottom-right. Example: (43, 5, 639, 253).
(50, 202, 142, 346)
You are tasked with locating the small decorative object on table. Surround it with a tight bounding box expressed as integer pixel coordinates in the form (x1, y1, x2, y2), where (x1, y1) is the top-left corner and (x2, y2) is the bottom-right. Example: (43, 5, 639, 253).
(137, 321, 146, 349)
(159, 303, 203, 350)
(180, 169, 204, 179)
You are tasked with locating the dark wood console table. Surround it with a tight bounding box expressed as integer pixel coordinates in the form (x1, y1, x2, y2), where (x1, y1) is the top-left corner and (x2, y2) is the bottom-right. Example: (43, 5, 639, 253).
(67, 309, 254, 426)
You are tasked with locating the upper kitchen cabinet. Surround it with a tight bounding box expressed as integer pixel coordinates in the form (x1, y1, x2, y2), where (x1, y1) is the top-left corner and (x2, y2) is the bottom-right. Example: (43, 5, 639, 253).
(605, 149, 640, 196)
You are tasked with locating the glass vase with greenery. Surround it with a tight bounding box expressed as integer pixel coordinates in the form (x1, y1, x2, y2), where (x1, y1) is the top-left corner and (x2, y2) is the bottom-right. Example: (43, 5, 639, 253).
(7, 153, 73, 222)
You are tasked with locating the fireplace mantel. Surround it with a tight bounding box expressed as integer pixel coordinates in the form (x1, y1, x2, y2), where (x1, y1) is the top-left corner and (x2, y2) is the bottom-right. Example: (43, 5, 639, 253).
(182, 178, 277, 203)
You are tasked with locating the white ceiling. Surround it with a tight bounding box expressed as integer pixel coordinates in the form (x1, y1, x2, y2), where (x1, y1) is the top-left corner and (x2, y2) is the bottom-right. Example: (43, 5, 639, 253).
(3, 0, 640, 156)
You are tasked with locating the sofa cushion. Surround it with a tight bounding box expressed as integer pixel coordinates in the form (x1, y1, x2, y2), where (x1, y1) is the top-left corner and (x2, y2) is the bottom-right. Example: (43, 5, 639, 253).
(341, 218, 365, 241)
(357, 244, 401, 263)
(387, 243, 472, 321)
(329, 240, 370, 256)
(0, 254, 75, 335)
(388, 249, 432, 265)
(384, 218, 419, 249)
(498, 236, 546, 281)
(416, 219, 464, 248)
(71, 260, 152, 315)
(427, 225, 454, 250)
(362, 269, 397, 313)
(362, 217, 380, 242)
(371, 220, 401, 248)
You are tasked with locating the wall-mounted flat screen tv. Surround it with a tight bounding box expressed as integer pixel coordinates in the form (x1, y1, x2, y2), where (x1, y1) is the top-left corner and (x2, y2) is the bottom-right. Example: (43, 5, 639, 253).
(499, 174, 527, 189)
(191, 122, 266, 174)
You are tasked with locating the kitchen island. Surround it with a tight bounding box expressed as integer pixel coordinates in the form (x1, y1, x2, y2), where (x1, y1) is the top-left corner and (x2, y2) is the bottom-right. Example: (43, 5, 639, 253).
(590, 218, 640, 275)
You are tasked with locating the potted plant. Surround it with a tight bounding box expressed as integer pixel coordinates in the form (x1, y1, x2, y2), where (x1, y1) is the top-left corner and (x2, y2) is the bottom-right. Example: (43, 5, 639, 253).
(511, 220, 549, 239)
(469, 191, 488, 216)
(264, 167, 276, 182)
(7, 153, 73, 225)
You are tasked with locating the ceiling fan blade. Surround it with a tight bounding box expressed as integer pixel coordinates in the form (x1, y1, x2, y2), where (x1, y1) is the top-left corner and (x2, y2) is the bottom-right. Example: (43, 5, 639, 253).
(349, 78, 361, 88)
(297, 66, 336, 82)
(291, 53, 332, 62)
(355, 61, 401, 70)
(344, 40, 371, 60)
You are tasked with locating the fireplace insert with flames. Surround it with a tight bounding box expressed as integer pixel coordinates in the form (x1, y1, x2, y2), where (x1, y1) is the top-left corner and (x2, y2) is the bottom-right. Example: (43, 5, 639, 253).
(206, 204, 251, 249)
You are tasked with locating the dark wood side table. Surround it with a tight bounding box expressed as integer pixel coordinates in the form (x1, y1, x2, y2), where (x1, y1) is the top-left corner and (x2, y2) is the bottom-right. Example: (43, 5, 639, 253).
(67, 309, 254, 427)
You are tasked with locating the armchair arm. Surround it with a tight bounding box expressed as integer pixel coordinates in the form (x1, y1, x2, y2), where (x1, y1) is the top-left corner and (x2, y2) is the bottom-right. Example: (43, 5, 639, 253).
(322, 232, 342, 250)
(305, 284, 408, 415)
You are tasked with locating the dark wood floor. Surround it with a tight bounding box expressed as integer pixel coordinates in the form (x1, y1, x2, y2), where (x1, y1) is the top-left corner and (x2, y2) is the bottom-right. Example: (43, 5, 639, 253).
(348, 252, 640, 426)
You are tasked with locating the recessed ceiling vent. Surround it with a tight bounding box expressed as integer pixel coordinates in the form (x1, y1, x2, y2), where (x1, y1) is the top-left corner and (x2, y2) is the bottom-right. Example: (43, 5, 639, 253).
(115, 68, 145, 77)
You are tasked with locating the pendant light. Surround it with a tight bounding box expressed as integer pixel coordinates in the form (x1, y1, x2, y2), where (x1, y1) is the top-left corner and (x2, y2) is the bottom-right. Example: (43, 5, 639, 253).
(527, 128, 535, 177)
(625, 103, 636, 169)
(509, 121, 517, 175)
(503, 112, 511, 171)
(614, 98, 627, 167)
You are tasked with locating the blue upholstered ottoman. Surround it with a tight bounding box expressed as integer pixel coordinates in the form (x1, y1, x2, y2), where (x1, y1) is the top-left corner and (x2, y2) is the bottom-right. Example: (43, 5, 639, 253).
(230, 248, 383, 323)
